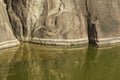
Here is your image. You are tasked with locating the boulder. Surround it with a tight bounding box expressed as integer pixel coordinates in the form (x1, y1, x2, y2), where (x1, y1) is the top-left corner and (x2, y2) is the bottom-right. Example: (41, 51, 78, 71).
(2, 0, 120, 45)
(86, 0, 120, 44)
(6, 0, 88, 45)
(0, 1, 19, 49)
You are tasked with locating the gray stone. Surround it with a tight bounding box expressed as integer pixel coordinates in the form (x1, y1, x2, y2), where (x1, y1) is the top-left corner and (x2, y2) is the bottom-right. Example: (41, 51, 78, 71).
(6, 0, 88, 45)
(0, 1, 19, 49)
(86, 0, 120, 44)
(1, 0, 120, 46)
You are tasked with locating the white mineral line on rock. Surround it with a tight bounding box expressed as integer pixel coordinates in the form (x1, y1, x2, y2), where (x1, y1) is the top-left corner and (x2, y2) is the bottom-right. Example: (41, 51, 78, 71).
(98, 37, 120, 44)
(32, 38, 88, 45)
(0, 40, 20, 49)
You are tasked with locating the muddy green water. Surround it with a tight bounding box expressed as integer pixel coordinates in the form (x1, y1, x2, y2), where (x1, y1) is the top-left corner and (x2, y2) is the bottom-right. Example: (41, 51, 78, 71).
(0, 43, 120, 80)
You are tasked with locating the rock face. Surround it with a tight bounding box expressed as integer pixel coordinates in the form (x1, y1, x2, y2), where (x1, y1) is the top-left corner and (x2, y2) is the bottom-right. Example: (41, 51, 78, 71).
(0, 1, 19, 49)
(6, 0, 88, 45)
(0, 0, 120, 46)
(86, 0, 120, 44)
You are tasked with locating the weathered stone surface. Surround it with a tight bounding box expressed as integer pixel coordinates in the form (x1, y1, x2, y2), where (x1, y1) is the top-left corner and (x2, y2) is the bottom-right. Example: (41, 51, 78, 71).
(6, 0, 88, 45)
(0, 1, 19, 49)
(86, 0, 120, 44)
(1, 0, 120, 46)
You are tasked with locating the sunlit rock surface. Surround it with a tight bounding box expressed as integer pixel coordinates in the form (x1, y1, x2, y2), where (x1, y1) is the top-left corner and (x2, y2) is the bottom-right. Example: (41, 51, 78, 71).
(1, 0, 120, 46)
(0, 1, 19, 49)
(6, 0, 88, 45)
(5, 0, 120, 45)
(86, 0, 120, 44)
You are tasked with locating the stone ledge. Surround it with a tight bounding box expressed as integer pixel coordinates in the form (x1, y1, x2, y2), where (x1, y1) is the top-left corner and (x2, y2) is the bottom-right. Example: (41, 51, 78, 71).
(0, 40, 20, 49)
(98, 37, 120, 45)
(31, 38, 88, 46)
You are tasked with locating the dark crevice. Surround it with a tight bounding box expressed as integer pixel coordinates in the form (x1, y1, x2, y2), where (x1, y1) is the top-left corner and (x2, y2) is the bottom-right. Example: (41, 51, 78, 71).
(85, 0, 98, 45)
(2, 0, 7, 4)
(22, 25, 27, 37)
(5, 0, 22, 40)
(87, 23, 98, 45)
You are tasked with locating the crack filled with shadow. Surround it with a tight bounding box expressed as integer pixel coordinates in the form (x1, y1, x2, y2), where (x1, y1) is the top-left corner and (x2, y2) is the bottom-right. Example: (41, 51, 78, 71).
(85, 0, 98, 45)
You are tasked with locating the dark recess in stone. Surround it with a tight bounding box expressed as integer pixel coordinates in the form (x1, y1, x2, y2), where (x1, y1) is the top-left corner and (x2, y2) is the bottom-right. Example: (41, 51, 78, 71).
(85, 0, 98, 45)
(3, 0, 7, 4)
(87, 22, 98, 45)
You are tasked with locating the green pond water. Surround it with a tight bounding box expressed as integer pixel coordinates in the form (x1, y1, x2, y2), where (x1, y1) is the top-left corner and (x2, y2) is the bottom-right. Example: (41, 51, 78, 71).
(0, 43, 120, 80)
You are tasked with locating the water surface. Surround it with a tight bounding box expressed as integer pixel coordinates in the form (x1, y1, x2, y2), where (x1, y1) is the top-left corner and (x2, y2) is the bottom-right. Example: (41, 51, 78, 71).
(0, 43, 120, 80)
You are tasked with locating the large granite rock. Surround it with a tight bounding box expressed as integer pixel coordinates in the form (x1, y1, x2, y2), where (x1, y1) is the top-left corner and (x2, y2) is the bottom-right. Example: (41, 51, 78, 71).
(86, 0, 120, 44)
(0, 1, 19, 49)
(0, 0, 120, 45)
(6, 0, 88, 45)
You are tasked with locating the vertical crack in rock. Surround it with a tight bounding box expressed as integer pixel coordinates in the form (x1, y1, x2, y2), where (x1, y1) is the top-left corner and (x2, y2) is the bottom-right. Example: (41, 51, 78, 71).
(85, 0, 98, 45)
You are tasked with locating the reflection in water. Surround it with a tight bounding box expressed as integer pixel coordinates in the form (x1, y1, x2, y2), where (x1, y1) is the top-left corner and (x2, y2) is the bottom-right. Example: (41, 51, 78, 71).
(0, 44, 120, 80)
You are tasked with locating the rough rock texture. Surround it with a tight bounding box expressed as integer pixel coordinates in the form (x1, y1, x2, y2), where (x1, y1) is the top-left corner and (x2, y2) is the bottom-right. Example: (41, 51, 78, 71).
(6, 0, 88, 45)
(1, 0, 120, 45)
(0, 1, 19, 49)
(86, 0, 120, 44)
